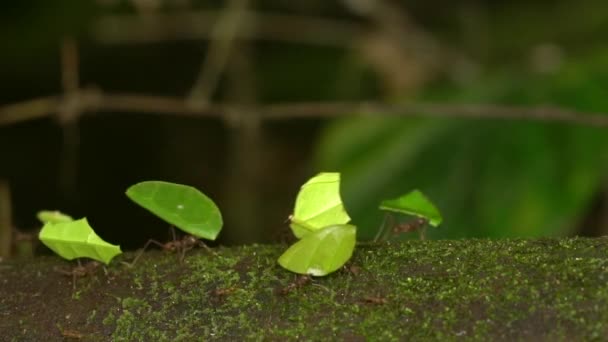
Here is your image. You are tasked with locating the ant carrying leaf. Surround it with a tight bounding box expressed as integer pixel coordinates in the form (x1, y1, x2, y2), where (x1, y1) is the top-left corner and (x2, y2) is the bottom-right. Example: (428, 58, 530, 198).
(374, 190, 442, 242)
(54, 260, 104, 291)
(128, 228, 214, 266)
(37, 216, 119, 291)
(125, 181, 223, 264)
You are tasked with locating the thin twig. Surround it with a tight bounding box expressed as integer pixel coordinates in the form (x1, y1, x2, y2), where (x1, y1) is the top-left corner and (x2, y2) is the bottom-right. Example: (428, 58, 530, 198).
(220, 15, 263, 244)
(188, 0, 250, 104)
(0, 96, 61, 125)
(57, 38, 82, 197)
(2, 92, 608, 127)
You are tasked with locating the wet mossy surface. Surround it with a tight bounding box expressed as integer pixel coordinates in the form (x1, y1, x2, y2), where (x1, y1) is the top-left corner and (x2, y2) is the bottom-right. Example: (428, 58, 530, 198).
(1, 237, 608, 340)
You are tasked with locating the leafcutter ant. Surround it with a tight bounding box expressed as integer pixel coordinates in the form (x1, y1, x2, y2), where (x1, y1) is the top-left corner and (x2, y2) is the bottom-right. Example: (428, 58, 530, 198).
(374, 214, 429, 242)
(211, 286, 238, 303)
(129, 228, 213, 266)
(54, 259, 103, 291)
(279, 274, 311, 295)
(392, 217, 428, 240)
(213, 287, 238, 297)
(59, 327, 84, 339)
(362, 296, 388, 305)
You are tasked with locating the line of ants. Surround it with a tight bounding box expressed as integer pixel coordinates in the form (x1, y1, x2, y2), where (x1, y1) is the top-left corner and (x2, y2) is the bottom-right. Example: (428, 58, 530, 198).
(54, 216, 427, 290)
(54, 228, 213, 290)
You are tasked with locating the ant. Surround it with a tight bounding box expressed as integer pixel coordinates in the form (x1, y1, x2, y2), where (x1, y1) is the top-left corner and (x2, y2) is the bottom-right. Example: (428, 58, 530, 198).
(279, 275, 311, 295)
(374, 214, 429, 242)
(362, 296, 388, 305)
(213, 287, 238, 297)
(129, 228, 213, 266)
(392, 217, 428, 240)
(211, 286, 238, 303)
(344, 264, 362, 276)
(54, 259, 103, 291)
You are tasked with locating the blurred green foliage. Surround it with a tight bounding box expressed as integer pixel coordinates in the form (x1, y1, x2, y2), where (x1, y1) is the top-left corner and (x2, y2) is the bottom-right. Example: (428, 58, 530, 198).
(315, 51, 608, 240)
(3, 1, 608, 244)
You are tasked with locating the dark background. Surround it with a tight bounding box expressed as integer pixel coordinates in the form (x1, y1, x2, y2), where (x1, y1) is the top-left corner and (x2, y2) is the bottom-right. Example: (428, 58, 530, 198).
(1, 0, 608, 251)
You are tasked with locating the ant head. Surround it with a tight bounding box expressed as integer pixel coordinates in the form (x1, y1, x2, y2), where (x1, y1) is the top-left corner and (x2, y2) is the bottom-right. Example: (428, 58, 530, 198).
(185, 235, 198, 245)
(415, 217, 427, 226)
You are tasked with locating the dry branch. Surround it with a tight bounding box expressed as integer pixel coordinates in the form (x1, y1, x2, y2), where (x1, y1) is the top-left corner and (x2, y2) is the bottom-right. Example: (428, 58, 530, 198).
(2, 90, 608, 128)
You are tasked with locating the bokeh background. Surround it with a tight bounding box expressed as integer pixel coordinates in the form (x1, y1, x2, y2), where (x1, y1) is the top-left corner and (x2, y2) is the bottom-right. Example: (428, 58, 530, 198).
(1, 0, 608, 254)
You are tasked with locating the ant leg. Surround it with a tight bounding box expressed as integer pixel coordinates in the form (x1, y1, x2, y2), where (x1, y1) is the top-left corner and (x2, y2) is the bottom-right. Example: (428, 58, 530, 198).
(126, 239, 166, 267)
(386, 214, 397, 241)
(178, 246, 186, 264)
(169, 227, 187, 265)
(177, 242, 190, 265)
(373, 213, 390, 242)
(375, 213, 396, 242)
(197, 240, 216, 255)
(419, 225, 427, 241)
(170, 226, 177, 242)
(180, 237, 216, 263)
(72, 259, 83, 291)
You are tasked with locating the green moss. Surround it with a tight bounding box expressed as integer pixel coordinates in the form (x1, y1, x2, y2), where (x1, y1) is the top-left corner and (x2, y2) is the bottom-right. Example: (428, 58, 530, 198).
(2, 238, 608, 339)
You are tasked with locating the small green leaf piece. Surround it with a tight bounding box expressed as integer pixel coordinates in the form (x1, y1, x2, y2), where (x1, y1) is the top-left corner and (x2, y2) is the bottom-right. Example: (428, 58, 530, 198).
(379, 190, 443, 226)
(39, 218, 122, 264)
(126, 181, 223, 240)
(278, 224, 357, 276)
(36, 210, 73, 225)
(290, 172, 351, 238)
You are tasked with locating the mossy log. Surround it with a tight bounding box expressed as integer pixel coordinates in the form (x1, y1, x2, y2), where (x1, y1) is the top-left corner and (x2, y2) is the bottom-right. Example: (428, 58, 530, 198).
(1, 238, 608, 340)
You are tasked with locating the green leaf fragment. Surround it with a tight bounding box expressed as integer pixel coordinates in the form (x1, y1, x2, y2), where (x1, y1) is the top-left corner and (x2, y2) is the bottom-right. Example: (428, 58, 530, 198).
(36, 210, 73, 224)
(278, 224, 357, 276)
(379, 189, 442, 226)
(126, 181, 223, 240)
(39, 218, 122, 264)
(290, 172, 351, 238)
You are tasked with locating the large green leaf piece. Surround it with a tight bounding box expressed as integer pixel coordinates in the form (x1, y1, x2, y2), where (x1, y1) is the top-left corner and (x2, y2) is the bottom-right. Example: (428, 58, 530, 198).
(380, 190, 443, 227)
(126, 181, 223, 240)
(290, 172, 351, 238)
(278, 224, 357, 276)
(39, 218, 122, 264)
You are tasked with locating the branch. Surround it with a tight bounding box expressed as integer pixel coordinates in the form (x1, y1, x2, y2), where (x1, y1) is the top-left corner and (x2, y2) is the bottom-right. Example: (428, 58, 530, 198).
(188, 0, 250, 103)
(2, 91, 608, 128)
(57, 38, 82, 195)
(0, 96, 60, 125)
